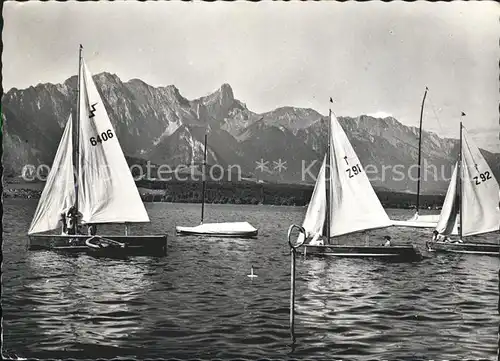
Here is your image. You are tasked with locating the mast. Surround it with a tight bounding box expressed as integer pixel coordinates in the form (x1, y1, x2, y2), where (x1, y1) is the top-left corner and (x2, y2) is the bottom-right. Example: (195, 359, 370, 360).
(74, 44, 83, 233)
(415, 86, 428, 214)
(325, 98, 333, 244)
(200, 133, 208, 224)
(458, 121, 463, 240)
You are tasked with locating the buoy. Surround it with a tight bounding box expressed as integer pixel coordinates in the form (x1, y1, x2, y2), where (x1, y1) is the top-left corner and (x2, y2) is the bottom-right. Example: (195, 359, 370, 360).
(247, 265, 258, 278)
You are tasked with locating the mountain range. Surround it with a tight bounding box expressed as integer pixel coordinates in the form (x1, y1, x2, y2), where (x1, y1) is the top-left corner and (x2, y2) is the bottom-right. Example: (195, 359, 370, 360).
(3, 72, 499, 195)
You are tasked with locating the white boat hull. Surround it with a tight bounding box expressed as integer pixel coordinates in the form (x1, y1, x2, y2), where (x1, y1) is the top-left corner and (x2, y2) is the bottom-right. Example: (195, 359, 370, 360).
(392, 213, 439, 228)
(176, 222, 258, 238)
(392, 220, 438, 228)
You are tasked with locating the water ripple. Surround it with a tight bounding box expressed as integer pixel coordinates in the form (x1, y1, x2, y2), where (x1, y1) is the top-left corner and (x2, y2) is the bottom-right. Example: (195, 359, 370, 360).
(2, 200, 499, 359)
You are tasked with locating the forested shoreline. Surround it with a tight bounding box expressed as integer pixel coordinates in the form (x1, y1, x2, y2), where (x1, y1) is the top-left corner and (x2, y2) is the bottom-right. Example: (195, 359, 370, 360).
(4, 179, 445, 209)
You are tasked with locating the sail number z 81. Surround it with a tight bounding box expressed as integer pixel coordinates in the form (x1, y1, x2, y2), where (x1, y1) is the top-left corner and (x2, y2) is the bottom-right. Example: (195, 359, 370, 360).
(473, 171, 492, 185)
(90, 129, 114, 146)
(346, 164, 362, 178)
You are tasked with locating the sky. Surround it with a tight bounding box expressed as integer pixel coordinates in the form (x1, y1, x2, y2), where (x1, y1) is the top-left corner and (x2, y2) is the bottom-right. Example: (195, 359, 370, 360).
(3, 1, 499, 152)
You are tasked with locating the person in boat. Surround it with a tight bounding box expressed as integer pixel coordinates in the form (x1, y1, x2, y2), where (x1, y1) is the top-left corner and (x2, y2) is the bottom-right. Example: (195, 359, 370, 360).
(308, 233, 325, 246)
(431, 230, 441, 241)
(454, 226, 463, 243)
(383, 236, 391, 247)
(432, 230, 449, 242)
(66, 206, 83, 235)
(87, 224, 97, 236)
(60, 212, 68, 235)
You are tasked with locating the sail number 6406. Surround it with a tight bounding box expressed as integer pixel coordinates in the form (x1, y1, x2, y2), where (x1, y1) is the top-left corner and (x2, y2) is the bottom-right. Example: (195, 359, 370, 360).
(90, 129, 114, 146)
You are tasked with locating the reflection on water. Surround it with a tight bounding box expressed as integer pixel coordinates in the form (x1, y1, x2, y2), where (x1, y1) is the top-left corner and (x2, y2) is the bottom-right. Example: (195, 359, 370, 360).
(2, 200, 499, 359)
(297, 254, 499, 360)
(20, 252, 154, 351)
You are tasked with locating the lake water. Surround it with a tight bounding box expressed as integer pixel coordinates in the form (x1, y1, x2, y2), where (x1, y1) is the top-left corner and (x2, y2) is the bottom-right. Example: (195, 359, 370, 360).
(2, 199, 499, 360)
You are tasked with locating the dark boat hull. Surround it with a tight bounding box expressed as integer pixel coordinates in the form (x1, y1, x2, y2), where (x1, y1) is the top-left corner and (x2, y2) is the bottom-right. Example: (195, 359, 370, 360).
(300, 244, 422, 261)
(427, 241, 499, 257)
(28, 234, 167, 257)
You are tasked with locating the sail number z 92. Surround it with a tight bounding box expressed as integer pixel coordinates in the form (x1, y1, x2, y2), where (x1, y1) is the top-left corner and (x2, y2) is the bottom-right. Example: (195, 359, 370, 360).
(473, 171, 492, 185)
(90, 129, 114, 146)
(346, 164, 362, 178)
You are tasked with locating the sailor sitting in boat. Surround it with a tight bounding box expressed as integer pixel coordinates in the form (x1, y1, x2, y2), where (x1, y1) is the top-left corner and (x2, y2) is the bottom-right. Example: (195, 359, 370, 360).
(453, 227, 463, 243)
(66, 206, 83, 235)
(308, 233, 324, 246)
(383, 236, 391, 247)
(432, 229, 463, 244)
(60, 213, 68, 235)
(432, 230, 450, 243)
(87, 224, 97, 236)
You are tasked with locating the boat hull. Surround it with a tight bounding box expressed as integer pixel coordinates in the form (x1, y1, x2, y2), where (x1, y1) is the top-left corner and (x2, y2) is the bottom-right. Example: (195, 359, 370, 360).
(175, 222, 258, 238)
(176, 228, 258, 238)
(301, 244, 422, 261)
(28, 234, 167, 256)
(391, 213, 439, 229)
(391, 220, 438, 228)
(427, 241, 499, 257)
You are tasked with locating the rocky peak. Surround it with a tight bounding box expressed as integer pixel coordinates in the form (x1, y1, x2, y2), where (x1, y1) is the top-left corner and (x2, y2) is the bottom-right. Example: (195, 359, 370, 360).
(127, 78, 150, 89)
(261, 106, 324, 132)
(160, 85, 190, 107)
(196, 102, 209, 122)
(3, 71, 498, 192)
(218, 83, 234, 105)
(94, 72, 121, 85)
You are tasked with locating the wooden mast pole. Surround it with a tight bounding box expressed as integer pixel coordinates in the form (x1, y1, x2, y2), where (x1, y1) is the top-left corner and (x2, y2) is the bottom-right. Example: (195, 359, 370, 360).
(325, 98, 333, 244)
(416, 86, 428, 214)
(200, 133, 208, 224)
(458, 121, 463, 241)
(74, 44, 83, 234)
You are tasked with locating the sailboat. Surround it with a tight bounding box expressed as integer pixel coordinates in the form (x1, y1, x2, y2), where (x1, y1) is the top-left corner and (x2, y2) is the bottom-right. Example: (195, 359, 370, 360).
(291, 101, 421, 261)
(427, 123, 500, 256)
(175, 133, 258, 238)
(27, 45, 167, 256)
(392, 87, 440, 228)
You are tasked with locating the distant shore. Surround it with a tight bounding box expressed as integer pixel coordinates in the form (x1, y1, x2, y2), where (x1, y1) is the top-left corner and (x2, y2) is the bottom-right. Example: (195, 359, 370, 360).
(3, 179, 445, 209)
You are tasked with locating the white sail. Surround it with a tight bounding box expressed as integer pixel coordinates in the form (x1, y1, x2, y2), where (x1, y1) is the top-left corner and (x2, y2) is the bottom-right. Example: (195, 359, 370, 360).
(28, 115, 76, 234)
(301, 113, 392, 238)
(327, 113, 392, 236)
(77, 59, 149, 224)
(392, 212, 440, 228)
(435, 164, 459, 236)
(302, 156, 327, 237)
(459, 127, 500, 236)
(435, 127, 500, 237)
(176, 222, 257, 236)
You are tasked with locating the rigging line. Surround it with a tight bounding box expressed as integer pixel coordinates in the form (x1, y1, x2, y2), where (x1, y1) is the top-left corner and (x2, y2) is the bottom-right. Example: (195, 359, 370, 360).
(73, 128, 114, 179)
(393, 135, 418, 151)
(426, 95, 446, 135)
(374, 133, 439, 161)
(392, 134, 436, 159)
(77, 153, 114, 180)
(461, 130, 480, 172)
